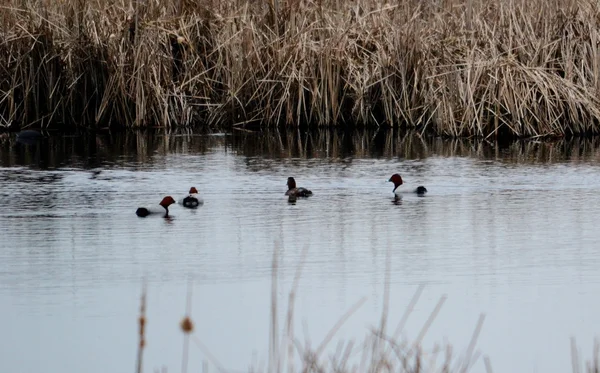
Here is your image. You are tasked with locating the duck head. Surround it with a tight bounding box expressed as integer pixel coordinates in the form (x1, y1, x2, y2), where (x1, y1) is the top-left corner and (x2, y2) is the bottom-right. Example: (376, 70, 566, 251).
(287, 177, 296, 190)
(388, 174, 403, 192)
(159, 196, 176, 209)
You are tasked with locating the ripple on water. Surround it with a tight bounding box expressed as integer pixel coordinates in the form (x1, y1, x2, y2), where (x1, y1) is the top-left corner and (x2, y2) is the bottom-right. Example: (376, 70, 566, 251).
(1, 133, 600, 373)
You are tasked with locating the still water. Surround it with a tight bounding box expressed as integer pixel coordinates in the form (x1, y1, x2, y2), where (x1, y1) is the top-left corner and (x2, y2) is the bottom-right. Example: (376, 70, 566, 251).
(1, 130, 599, 373)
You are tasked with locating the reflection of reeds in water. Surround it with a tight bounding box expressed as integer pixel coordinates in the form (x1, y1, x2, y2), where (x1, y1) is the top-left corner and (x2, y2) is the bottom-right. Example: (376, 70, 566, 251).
(229, 130, 600, 164)
(0, 130, 222, 168)
(2, 0, 600, 137)
(3, 130, 600, 169)
(230, 129, 431, 159)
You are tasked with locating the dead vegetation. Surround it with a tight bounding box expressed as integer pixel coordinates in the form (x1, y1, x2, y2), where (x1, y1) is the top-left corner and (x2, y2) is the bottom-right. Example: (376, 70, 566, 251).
(139, 246, 489, 373)
(1, 0, 600, 138)
(134, 245, 600, 373)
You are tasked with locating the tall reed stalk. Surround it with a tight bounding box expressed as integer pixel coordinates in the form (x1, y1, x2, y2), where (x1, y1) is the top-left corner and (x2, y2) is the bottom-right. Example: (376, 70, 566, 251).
(2, 0, 600, 138)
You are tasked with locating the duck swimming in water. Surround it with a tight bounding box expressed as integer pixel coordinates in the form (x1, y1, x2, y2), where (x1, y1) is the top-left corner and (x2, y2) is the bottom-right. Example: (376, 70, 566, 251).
(136, 196, 176, 217)
(181, 187, 203, 208)
(388, 174, 427, 195)
(285, 177, 313, 198)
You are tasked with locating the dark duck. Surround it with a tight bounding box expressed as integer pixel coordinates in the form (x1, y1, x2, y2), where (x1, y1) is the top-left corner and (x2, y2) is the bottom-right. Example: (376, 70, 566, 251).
(180, 187, 203, 208)
(285, 177, 313, 198)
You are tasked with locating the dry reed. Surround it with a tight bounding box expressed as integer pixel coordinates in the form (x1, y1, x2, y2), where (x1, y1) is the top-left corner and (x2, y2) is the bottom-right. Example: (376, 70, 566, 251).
(3, 0, 600, 137)
(143, 243, 490, 373)
(130, 242, 600, 373)
(135, 283, 147, 373)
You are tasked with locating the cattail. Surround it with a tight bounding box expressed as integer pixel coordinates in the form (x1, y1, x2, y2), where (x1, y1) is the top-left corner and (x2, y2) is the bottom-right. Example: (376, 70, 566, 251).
(135, 287, 147, 373)
(180, 316, 194, 334)
(138, 315, 146, 347)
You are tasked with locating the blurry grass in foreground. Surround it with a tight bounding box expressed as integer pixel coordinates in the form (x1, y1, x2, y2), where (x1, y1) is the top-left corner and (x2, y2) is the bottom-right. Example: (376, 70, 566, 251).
(133, 246, 599, 373)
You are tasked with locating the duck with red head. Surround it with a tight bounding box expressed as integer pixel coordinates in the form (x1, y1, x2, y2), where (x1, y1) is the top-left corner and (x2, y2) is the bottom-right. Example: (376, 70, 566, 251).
(285, 177, 312, 198)
(180, 187, 203, 208)
(388, 174, 427, 195)
(136, 196, 176, 217)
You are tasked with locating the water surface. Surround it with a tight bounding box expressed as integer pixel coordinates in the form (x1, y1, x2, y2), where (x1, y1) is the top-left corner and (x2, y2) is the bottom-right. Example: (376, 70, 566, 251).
(1, 130, 599, 373)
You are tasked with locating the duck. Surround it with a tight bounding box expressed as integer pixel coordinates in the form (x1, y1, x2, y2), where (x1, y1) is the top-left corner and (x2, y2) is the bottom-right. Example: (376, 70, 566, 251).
(388, 174, 427, 195)
(180, 187, 203, 208)
(136, 196, 176, 217)
(16, 129, 44, 145)
(285, 177, 313, 197)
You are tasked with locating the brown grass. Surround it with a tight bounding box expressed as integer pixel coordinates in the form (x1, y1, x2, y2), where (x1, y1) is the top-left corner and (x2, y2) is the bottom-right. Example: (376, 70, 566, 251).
(134, 244, 600, 373)
(142, 244, 489, 373)
(1, 0, 600, 138)
(135, 282, 146, 373)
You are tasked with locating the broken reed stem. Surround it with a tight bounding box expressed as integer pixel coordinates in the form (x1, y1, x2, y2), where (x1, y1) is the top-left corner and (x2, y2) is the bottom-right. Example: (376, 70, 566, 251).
(413, 294, 447, 348)
(181, 279, 194, 373)
(285, 245, 309, 373)
(570, 338, 600, 373)
(135, 283, 147, 373)
(268, 242, 280, 373)
(460, 314, 486, 372)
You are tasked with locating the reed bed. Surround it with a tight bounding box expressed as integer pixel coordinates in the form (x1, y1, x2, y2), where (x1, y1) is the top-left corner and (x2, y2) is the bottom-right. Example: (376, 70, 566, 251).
(1, 0, 600, 138)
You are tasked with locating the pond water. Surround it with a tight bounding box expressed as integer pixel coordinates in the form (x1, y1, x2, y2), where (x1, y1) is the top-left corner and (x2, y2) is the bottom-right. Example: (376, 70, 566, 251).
(1, 130, 599, 373)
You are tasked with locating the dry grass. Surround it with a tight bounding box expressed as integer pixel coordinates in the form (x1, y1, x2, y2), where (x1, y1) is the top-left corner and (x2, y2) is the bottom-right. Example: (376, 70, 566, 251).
(1, 0, 600, 138)
(141, 245, 490, 373)
(572, 339, 600, 373)
(134, 244, 600, 373)
(135, 283, 146, 373)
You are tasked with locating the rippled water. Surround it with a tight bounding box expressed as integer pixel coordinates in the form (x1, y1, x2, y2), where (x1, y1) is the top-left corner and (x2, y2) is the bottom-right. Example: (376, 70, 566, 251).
(1, 130, 600, 373)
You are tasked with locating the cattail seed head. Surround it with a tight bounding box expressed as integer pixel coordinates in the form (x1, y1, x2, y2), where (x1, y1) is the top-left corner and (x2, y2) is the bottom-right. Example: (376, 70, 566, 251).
(180, 316, 194, 333)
